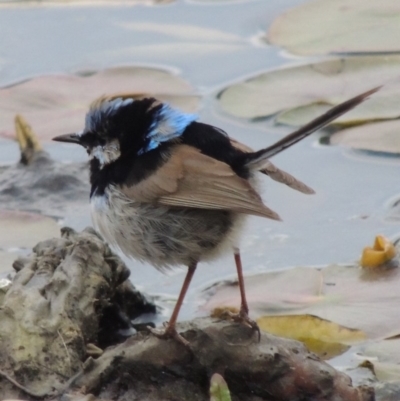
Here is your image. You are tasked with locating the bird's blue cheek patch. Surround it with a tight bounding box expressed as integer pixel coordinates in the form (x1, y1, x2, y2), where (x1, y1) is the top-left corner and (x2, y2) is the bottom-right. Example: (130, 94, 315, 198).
(138, 105, 197, 155)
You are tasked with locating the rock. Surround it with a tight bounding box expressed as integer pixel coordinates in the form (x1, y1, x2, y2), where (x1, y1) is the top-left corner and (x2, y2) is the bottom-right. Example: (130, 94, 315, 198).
(65, 318, 374, 401)
(0, 227, 155, 400)
(0, 228, 374, 401)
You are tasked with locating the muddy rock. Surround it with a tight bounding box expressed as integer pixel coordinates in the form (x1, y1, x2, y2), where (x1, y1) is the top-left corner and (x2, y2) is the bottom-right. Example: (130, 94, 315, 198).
(64, 318, 374, 401)
(0, 227, 155, 399)
(0, 227, 374, 401)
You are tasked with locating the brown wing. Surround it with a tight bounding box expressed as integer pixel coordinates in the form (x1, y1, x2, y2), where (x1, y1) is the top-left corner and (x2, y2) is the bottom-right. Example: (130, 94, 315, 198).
(120, 145, 281, 220)
(229, 138, 315, 195)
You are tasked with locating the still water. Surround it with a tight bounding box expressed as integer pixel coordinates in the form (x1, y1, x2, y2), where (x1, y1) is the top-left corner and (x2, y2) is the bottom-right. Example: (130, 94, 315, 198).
(0, 0, 399, 324)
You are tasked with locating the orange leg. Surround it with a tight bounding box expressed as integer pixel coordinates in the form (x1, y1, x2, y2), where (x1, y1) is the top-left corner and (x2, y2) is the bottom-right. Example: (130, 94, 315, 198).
(234, 249, 249, 315)
(231, 248, 260, 340)
(148, 262, 197, 346)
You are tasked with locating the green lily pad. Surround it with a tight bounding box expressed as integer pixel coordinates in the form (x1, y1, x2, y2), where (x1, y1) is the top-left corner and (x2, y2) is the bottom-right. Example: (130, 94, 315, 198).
(268, 0, 400, 56)
(204, 263, 400, 340)
(330, 120, 400, 154)
(0, 66, 199, 142)
(219, 56, 400, 125)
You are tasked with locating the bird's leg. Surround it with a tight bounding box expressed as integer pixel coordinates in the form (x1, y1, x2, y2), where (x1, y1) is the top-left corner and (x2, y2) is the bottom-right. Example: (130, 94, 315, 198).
(148, 262, 197, 346)
(228, 248, 260, 339)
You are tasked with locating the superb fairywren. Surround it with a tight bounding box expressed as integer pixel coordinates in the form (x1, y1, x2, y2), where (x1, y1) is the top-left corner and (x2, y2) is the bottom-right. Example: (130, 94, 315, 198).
(53, 88, 378, 345)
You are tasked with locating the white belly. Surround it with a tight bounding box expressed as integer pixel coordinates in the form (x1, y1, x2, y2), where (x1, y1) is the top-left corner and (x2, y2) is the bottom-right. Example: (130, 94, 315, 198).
(90, 185, 245, 269)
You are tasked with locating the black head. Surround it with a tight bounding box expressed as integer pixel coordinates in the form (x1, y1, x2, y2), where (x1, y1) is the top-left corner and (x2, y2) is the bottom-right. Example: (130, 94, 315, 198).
(53, 96, 197, 168)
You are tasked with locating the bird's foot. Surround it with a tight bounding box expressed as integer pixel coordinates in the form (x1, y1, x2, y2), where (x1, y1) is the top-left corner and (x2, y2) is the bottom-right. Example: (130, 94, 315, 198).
(226, 309, 261, 341)
(147, 322, 190, 347)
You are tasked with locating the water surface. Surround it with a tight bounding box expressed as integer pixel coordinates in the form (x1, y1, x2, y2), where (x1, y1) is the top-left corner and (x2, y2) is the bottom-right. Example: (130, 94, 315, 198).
(1, 0, 399, 324)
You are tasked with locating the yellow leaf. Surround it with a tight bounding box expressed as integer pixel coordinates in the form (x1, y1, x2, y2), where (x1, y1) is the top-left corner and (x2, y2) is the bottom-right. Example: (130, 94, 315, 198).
(361, 235, 397, 268)
(210, 306, 239, 320)
(257, 314, 366, 359)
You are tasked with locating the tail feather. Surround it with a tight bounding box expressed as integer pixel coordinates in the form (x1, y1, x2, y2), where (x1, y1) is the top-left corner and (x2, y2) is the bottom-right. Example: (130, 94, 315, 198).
(229, 137, 314, 194)
(245, 87, 381, 170)
(261, 160, 315, 194)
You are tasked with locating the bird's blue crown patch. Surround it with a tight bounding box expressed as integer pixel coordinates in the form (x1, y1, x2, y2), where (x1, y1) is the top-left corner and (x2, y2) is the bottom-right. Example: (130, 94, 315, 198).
(138, 104, 197, 155)
(86, 98, 134, 133)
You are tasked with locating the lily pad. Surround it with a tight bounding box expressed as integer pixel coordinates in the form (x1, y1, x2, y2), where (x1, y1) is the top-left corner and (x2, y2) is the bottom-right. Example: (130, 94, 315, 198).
(268, 0, 400, 56)
(0, 66, 199, 141)
(218, 56, 400, 125)
(330, 120, 400, 155)
(373, 363, 400, 383)
(0, 210, 60, 250)
(277, 103, 333, 127)
(354, 339, 400, 384)
(257, 314, 365, 360)
(362, 338, 400, 365)
(203, 263, 400, 340)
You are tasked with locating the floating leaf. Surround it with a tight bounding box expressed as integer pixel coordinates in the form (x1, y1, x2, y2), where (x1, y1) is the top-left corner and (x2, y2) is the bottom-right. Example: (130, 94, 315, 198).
(373, 362, 400, 383)
(257, 314, 365, 359)
(268, 0, 400, 56)
(330, 120, 400, 154)
(218, 56, 400, 125)
(203, 263, 400, 340)
(210, 373, 231, 401)
(361, 235, 397, 268)
(362, 338, 400, 364)
(0, 210, 59, 250)
(277, 103, 333, 127)
(356, 339, 400, 384)
(0, 66, 199, 142)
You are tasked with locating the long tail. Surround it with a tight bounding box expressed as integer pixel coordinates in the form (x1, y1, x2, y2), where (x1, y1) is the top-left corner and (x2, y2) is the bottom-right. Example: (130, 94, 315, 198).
(245, 87, 381, 170)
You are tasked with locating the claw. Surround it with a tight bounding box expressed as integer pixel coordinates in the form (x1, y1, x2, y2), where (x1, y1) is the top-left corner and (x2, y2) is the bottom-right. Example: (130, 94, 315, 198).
(231, 250, 260, 340)
(147, 323, 190, 347)
(226, 310, 261, 341)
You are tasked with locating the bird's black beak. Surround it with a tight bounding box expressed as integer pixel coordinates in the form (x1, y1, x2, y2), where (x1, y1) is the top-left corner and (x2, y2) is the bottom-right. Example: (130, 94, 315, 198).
(52, 133, 82, 145)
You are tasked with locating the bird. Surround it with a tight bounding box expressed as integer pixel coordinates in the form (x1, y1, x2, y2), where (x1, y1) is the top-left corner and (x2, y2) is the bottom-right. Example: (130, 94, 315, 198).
(53, 87, 378, 345)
